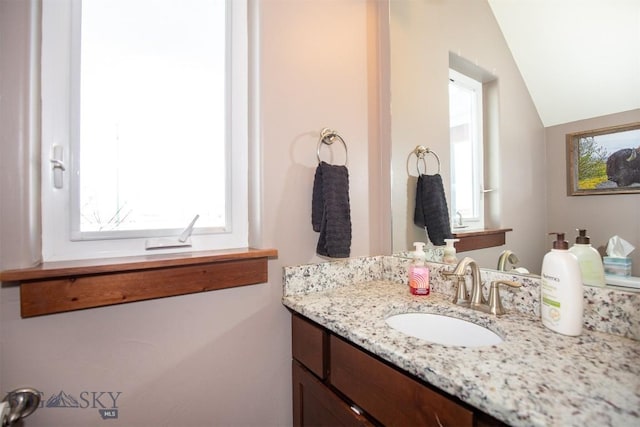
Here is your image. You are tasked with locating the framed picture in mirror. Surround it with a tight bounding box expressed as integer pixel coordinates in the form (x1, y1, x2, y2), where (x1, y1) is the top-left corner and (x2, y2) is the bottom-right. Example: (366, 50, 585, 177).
(566, 122, 640, 196)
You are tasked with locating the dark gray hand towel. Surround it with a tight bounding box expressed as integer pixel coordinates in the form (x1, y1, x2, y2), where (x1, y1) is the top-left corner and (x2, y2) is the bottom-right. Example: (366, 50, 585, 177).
(312, 161, 351, 258)
(414, 173, 453, 246)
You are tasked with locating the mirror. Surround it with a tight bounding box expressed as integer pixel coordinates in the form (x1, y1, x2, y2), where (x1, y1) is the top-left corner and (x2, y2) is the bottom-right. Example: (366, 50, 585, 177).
(389, 0, 545, 275)
(388, 0, 640, 283)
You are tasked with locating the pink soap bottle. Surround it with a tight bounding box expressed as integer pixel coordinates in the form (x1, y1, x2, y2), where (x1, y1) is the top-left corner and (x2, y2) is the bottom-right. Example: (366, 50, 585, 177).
(409, 242, 430, 296)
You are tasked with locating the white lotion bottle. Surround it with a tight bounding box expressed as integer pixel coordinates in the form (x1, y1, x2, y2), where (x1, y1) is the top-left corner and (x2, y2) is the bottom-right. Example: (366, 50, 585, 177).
(541, 232, 583, 336)
(569, 229, 605, 287)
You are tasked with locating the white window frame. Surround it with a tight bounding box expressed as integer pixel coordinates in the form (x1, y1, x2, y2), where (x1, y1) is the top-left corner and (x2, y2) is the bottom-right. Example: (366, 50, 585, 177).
(41, 0, 249, 261)
(449, 68, 485, 230)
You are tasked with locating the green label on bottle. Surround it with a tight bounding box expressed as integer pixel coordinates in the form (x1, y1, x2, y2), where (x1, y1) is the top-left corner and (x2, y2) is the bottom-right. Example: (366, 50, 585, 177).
(542, 296, 560, 308)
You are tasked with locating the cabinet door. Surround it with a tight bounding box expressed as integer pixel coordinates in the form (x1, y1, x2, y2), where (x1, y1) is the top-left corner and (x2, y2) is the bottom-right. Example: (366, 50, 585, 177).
(293, 360, 373, 427)
(330, 335, 474, 427)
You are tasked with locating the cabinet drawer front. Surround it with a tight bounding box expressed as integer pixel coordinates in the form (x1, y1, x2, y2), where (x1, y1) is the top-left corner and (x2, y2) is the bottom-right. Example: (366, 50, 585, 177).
(292, 314, 328, 379)
(293, 361, 373, 427)
(330, 335, 474, 427)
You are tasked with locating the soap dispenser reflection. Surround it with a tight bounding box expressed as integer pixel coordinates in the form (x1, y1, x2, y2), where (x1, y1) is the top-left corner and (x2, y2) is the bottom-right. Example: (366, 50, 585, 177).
(443, 238, 460, 265)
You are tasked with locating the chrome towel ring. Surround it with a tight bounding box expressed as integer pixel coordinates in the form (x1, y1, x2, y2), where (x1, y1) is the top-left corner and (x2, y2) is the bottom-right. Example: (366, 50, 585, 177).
(414, 145, 441, 175)
(317, 128, 348, 166)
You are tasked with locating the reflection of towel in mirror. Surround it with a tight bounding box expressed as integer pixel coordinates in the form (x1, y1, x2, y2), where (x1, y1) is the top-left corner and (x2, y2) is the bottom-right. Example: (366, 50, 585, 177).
(414, 174, 453, 246)
(312, 161, 352, 258)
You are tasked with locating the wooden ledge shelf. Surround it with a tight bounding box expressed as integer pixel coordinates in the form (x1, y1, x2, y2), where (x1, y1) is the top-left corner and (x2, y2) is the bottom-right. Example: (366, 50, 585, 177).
(0, 248, 278, 318)
(452, 228, 512, 252)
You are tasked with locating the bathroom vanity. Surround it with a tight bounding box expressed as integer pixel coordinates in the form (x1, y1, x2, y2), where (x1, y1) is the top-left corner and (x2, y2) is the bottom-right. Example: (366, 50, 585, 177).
(292, 313, 504, 426)
(283, 256, 640, 427)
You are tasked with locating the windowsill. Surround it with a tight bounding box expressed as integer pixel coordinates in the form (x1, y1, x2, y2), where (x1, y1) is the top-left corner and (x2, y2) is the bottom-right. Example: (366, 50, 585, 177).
(451, 228, 512, 252)
(0, 247, 278, 318)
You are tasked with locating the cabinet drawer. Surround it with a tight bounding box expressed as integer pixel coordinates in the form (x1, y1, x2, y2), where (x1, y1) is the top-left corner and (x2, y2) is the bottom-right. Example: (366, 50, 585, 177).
(329, 335, 474, 427)
(293, 360, 373, 427)
(292, 314, 328, 379)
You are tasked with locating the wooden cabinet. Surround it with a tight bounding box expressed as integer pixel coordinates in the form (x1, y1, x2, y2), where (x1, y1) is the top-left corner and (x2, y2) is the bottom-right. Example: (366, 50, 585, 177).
(292, 311, 328, 379)
(293, 360, 373, 427)
(291, 313, 505, 427)
(330, 334, 473, 426)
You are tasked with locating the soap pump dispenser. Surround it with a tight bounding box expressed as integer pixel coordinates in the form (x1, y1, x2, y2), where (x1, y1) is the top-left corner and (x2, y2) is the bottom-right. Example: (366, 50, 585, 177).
(442, 238, 460, 265)
(569, 229, 605, 287)
(541, 232, 583, 336)
(409, 242, 430, 296)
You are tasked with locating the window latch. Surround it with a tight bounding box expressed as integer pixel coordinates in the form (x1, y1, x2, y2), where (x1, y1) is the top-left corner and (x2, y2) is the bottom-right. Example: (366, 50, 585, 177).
(50, 145, 65, 189)
(178, 214, 200, 243)
(481, 186, 495, 197)
(145, 215, 200, 250)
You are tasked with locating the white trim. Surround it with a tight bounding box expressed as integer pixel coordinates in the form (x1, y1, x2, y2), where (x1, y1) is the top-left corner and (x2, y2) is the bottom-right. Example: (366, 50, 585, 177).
(41, 0, 249, 261)
(247, 0, 262, 248)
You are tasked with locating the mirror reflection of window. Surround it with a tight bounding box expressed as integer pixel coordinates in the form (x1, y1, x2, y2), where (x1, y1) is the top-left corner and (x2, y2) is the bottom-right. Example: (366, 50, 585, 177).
(449, 69, 484, 230)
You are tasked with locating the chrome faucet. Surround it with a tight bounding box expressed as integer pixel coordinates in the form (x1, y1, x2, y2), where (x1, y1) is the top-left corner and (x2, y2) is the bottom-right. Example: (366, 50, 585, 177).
(442, 256, 521, 315)
(497, 250, 519, 271)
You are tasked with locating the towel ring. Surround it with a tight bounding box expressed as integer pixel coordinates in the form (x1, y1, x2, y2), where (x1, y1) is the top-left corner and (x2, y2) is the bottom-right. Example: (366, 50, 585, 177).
(414, 145, 441, 175)
(317, 128, 348, 166)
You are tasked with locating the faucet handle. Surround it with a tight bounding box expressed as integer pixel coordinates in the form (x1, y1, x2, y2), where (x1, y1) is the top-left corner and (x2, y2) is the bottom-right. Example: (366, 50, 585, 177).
(488, 280, 522, 316)
(440, 271, 469, 306)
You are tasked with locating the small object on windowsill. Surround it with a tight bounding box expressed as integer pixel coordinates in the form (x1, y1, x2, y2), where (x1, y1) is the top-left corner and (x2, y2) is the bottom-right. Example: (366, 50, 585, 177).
(145, 214, 199, 250)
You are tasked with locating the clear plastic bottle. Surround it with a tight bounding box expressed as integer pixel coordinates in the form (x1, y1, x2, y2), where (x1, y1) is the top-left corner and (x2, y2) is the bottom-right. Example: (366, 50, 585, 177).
(569, 229, 605, 287)
(541, 232, 583, 336)
(409, 242, 430, 296)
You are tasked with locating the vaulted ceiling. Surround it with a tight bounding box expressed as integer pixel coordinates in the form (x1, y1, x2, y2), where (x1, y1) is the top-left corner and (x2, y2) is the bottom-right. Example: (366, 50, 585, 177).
(488, 0, 640, 127)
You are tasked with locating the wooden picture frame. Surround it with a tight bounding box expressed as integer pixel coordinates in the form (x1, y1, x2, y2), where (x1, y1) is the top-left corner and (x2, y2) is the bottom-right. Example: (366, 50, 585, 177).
(566, 122, 640, 196)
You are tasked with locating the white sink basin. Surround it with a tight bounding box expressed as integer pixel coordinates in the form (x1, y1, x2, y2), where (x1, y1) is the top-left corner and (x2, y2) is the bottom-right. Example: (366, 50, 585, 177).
(385, 313, 503, 347)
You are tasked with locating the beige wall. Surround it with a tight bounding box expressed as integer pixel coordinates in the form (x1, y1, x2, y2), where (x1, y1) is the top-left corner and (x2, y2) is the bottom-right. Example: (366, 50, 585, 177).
(260, 0, 385, 262)
(0, 1, 384, 425)
(545, 109, 640, 277)
(390, 0, 547, 272)
(0, 0, 42, 271)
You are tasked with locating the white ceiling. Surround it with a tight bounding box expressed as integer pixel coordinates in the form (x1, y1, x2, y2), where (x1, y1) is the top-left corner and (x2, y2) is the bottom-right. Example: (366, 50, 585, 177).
(488, 0, 640, 127)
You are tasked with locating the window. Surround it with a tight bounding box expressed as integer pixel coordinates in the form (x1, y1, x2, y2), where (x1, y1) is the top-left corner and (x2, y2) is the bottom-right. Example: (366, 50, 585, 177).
(41, 0, 248, 261)
(448, 68, 484, 230)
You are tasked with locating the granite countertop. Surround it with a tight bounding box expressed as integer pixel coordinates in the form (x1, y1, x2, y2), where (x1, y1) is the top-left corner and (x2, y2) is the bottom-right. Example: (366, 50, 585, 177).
(282, 275, 640, 427)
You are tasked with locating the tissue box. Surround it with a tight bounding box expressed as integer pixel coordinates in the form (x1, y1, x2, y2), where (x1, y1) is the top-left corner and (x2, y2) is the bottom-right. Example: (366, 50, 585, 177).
(603, 257, 632, 277)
